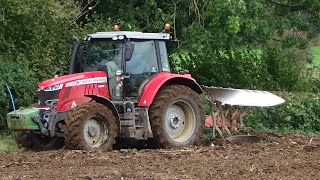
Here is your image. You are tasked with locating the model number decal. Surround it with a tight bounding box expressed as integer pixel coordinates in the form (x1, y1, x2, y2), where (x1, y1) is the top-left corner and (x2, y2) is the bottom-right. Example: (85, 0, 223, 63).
(65, 77, 108, 87)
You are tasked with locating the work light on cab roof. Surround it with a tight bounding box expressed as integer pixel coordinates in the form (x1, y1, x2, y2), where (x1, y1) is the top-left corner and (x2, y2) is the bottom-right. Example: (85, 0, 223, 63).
(163, 23, 171, 33)
(113, 24, 119, 31)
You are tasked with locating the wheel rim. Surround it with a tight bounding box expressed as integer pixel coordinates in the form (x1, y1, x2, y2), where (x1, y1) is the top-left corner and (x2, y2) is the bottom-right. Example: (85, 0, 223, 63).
(83, 116, 108, 148)
(165, 100, 196, 143)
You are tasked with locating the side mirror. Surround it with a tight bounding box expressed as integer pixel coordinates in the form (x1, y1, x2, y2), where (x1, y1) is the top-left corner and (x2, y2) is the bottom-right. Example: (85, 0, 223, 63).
(124, 42, 135, 61)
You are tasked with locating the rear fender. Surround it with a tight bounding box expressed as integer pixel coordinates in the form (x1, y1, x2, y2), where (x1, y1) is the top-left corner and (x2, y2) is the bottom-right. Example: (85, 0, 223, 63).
(85, 95, 120, 132)
(138, 72, 202, 107)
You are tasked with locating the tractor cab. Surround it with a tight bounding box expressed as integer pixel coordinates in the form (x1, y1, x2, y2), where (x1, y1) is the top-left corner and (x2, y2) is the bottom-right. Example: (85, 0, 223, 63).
(70, 31, 171, 101)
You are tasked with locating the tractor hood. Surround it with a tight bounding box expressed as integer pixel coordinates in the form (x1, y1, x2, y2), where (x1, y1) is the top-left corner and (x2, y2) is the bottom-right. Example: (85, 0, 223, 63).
(38, 71, 107, 90)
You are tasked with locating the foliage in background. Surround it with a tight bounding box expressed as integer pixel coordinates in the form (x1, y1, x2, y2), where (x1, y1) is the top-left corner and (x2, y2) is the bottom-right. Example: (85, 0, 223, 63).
(0, 0, 76, 129)
(245, 92, 320, 134)
(0, 0, 320, 132)
(92, 0, 320, 91)
(0, 58, 36, 129)
(0, 0, 112, 129)
(311, 46, 320, 67)
(177, 0, 319, 91)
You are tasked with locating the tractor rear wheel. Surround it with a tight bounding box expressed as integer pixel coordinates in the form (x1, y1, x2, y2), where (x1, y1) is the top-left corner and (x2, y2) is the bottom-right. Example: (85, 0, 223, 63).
(14, 131, 64, 151)
(149, 85, 204, 148)
(64, 102, 117, 151)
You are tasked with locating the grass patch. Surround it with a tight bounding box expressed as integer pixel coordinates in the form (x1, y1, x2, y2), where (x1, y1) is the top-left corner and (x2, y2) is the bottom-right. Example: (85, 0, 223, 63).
(0, 131, 21, 152)
(311, 46, 320, 66)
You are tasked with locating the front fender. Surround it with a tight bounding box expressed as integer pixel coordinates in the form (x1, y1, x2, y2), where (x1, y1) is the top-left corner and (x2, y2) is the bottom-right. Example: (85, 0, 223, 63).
(138, 72, 202, 106)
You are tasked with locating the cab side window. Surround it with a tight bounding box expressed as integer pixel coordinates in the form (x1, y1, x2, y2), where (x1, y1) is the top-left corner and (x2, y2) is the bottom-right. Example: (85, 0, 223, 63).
(126, 40, 158, 74)
(159, 41, 170, 72)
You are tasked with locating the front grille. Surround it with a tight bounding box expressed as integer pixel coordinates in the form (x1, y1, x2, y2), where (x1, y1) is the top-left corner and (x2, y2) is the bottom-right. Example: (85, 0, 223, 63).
(38, 90, 60, 106)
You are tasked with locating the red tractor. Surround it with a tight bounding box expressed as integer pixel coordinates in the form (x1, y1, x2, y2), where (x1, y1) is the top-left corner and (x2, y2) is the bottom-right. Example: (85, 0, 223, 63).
(7, 29, 205, 151)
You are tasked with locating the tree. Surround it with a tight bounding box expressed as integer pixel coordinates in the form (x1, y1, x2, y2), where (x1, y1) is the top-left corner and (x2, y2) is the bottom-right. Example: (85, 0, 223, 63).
(0, 0, 78, 129)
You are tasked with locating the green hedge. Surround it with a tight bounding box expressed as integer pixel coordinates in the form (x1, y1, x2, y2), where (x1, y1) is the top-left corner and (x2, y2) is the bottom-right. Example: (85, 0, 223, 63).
(244, 92, 320, 134)
(0, 0, 113, 130)
(0, 57, 37, 129)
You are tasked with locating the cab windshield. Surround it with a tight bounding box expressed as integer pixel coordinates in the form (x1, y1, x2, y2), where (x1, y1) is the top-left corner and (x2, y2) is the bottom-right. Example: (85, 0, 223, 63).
(83, 40, 123, 72)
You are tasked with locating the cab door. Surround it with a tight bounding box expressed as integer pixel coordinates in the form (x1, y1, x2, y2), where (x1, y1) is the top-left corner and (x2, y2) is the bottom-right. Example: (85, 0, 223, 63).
(124, 40, 159, 101)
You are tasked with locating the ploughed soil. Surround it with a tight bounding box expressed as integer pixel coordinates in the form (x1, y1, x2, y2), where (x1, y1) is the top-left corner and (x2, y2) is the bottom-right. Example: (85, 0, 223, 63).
(0, 133, 320, 180)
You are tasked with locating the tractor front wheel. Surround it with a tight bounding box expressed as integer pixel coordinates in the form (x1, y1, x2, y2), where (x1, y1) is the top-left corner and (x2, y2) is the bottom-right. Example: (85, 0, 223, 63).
(64, 102, 117, 151)
(149, 85, 205, 148)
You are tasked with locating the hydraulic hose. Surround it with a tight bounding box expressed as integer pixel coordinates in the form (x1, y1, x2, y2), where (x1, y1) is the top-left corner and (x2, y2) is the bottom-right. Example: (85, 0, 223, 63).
(5, 83, 16, 113)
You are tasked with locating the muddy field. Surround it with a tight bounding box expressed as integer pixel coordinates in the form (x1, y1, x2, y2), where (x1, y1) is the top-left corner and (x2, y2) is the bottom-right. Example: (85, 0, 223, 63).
(0, 133, 319, 180)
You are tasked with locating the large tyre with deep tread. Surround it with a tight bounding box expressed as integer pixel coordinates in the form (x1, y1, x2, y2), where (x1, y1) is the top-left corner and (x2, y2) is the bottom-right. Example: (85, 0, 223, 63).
(64, 102, 117, 151)
(14, 131, 64, 151)
(149, 85, 205, 148)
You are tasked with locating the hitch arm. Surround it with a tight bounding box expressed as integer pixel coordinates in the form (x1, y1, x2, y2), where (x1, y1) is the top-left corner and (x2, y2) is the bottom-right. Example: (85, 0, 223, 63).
(33, 116, 48, 135)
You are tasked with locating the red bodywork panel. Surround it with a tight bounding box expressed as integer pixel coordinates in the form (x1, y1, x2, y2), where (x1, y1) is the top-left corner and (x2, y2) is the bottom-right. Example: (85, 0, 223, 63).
(38, 71, 107, 89)
(37, 71, 199, 111)
(138, 72, 198, 107)
(38, 71, 110, 111)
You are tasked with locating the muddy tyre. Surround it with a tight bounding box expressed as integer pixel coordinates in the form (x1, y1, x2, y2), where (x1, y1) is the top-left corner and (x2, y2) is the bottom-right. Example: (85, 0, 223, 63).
(64, 102, 117, 151)
(149, 85, 205, 148)
(14, 131, 64, 151)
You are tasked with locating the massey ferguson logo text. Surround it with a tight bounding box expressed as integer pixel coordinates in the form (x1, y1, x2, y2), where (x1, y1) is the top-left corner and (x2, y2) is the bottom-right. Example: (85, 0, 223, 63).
(65, 77, 108, 87)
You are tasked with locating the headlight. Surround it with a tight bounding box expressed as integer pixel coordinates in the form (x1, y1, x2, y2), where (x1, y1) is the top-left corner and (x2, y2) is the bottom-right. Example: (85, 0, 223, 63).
(118, 35, 125, 40)
(44, 84, 63, 91)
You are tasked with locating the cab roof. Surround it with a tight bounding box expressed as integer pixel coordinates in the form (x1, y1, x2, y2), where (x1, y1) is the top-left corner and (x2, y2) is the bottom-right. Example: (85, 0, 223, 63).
(87, 31, 171, 40)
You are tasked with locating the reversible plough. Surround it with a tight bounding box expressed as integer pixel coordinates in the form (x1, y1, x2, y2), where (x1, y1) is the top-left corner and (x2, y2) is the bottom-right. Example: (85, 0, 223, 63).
(202, 86, 285, 139)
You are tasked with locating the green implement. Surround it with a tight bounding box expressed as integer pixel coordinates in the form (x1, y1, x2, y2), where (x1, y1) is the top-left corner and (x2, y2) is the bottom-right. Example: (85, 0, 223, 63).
(7, 108, 40, 130)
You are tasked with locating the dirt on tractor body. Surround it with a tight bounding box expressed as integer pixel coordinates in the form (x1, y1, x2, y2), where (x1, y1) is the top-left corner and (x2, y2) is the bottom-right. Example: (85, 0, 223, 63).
(0, 134, 319, 179)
